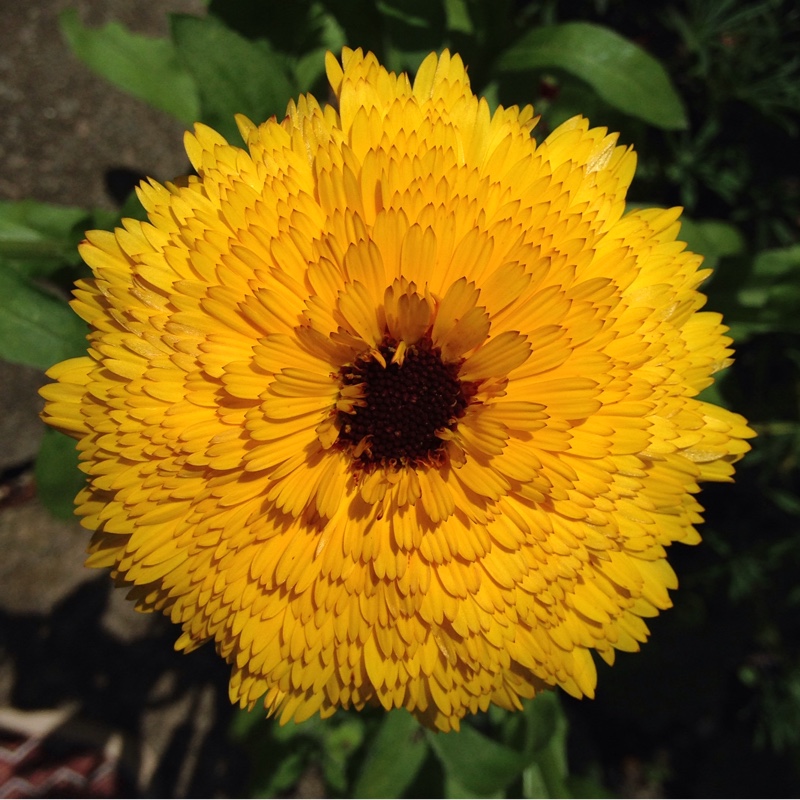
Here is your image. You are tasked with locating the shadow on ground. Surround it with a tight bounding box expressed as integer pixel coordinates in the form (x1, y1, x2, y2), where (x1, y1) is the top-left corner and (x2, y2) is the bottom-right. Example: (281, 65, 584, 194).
(0, 576, 249, 797)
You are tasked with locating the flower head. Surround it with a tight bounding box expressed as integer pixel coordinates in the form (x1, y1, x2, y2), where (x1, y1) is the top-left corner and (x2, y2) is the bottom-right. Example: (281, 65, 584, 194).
(41, 48, 754, 731)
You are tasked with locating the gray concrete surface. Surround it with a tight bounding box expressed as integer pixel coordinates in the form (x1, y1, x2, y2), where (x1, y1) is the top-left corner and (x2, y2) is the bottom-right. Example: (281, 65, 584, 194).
(0, 0, 203, 632)
(0, 3, 251, 796)
(0, 0, 202, 208)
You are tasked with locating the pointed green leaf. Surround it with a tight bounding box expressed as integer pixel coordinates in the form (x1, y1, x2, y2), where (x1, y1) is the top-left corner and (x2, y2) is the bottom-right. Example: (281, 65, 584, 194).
(495, 22, 688, 130)
(0, 200, 91, 275)
(444, 772, 504, 798)
(426, 694, 574, 798)
(445, 0, 474, 35)
(171, 14, 296, 142)
(0, 269, 88, 370)
(751, 245, 800, 285)
(354, 710, 429, 799)
(427, 723, 528, 795)
(60, 9, 200, 124)
(35, 428, 85, 520)
(521, 696, 571, 799)
(294, 8, 347, 92)
(679, 218, 745, 270)
(321, 718, 366, 793)
(519, 691, 564, 757)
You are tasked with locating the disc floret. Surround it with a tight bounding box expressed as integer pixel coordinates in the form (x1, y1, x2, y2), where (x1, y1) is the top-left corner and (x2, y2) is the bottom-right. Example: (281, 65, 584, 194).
(335, 336, 477, 470)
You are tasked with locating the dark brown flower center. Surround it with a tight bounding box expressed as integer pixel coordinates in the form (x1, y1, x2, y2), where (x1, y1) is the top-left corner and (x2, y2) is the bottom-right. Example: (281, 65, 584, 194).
(335, 337, 476, 470)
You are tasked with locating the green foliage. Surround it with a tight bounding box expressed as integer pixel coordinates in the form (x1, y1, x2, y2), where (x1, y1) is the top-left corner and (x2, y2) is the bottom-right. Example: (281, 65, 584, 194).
(663, 0, 800, 132)
(231, 708, 367, 796)
(429, 693, 573, 798)
(35, 428, 85, 520)
(353, 711, 428, 798)
(170, 14, 298, 143)
(678, 217, 745, 274)
(59, 9, 200, 125)
(5, 0, 798, 796)
(708, 245, 800, 342)
(0, 199, 110, 369)
(496, 22, 688, 129)
(232, 694, 579, 799)
(0, 267, 88, 370)
(0, 199, 94, 276)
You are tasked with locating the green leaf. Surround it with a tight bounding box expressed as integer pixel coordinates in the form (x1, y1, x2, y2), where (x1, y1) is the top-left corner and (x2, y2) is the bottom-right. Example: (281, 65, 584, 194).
(260, 749, 308, 796)
(321, 718, 366, 793)
(444, 772, 504, 798)
(229, 707, 265, 739)
(750, 245, 800, 285)
(171, 14, 296, 142)
(426, 694, 574, 798)
(734, 246, 800, 312)
(520, 691, 564, 757)
(679, 218, 745, 269)
(0, 200, 90, 275)
(60, 9, 200, 125)
(0, 269, 88, 370)
(271, 712, 326, 743)
(767, 487, 800, 517)
(427, 722, 528, 796)
(536, 78, 610, 131)
(377, 0, 447, 73)
(495, 22, 688, 130)
(445, 0, 473, 35)
(354, 710, 429, 799)
(294, 9, 347, 92)
(706, 245, 800, 342)
(35, 428, 84, 520)
(230, 713, 318, 797)
(520, 695, 571, 799)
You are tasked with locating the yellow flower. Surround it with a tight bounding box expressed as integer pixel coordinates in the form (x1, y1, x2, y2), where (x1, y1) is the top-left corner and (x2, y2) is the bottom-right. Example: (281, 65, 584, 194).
(41, 48, 754, 732)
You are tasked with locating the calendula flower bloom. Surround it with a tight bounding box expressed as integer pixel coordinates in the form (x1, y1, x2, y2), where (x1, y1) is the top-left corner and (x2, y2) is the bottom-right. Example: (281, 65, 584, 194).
(41, 48, 753, 732)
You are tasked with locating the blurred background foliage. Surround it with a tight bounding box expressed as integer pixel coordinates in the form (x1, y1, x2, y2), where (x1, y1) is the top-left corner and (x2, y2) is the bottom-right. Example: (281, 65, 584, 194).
(2, 0, 799, 796)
